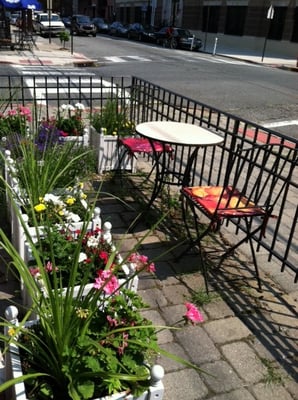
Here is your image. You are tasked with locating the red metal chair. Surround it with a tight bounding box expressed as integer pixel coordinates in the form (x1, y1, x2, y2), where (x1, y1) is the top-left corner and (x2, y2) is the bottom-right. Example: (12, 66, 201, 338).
(179, 143, 297, 293)
(118, 136, 173, 180)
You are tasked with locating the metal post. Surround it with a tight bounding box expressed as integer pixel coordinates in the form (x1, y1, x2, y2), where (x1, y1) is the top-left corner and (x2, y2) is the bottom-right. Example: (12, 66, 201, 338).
(262, 4, 274, 62)
(190, 35, 194, 51)
(47, 0, 52, 44)
(212, 37, 218, 56)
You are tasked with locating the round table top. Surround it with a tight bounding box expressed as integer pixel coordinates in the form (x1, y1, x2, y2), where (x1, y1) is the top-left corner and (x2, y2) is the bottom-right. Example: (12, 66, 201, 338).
(136, 121, 224, 146)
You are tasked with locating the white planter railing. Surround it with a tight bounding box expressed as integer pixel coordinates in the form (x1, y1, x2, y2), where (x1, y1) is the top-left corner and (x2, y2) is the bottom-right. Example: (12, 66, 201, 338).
(89, 126, 136, 174)
(2, 306, 164, 400)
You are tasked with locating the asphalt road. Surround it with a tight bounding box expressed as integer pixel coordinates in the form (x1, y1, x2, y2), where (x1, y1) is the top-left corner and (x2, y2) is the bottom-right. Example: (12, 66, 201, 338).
(4, 33, 298, 138)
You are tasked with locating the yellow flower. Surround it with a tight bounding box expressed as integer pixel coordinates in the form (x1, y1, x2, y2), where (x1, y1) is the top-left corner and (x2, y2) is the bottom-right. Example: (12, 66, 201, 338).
(34, 203, 46, 213)
(80, 193, 87, 200)
(76, 307, 89, 319)
(66, 197, 76, 206)
(112, 131, 117, 136)
(78, 182, 84, 189)
(8, 327, 16, 337)
(58, 210, 65, 216)
(39, 197, 44, 203)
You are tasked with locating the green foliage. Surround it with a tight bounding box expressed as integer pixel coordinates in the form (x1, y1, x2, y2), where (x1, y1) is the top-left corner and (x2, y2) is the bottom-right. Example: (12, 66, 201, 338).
(260, 358, 286, 385)
(59, 30, 70, 46)
(7, 138, 95, 214)
(90, 99, 135, 137)
(56, 103, 86, 136)
(191, 287, 221, 306)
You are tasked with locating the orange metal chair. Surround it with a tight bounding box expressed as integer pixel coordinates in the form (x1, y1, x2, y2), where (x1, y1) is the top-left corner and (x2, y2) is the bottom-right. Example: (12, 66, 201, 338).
(179, 143, 297, 293)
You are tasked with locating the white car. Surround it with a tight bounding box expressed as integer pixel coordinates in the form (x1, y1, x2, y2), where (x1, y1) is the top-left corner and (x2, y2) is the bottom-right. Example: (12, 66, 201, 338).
(33, 13, 65, 36)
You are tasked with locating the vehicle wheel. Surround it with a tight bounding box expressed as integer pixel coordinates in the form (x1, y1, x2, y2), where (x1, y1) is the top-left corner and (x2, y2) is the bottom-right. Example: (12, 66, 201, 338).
(92, 33, 96, 37)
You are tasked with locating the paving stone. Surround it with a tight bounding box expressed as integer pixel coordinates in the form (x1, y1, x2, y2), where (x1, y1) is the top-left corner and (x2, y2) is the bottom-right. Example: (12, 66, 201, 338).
(162, 283, 191, 305)
(208, 388, 256, 400)
(201, 360, 243, 393)
(162, 369, 209, 400)
(267, 296, 298, 328)
(248, 338, 276, 361)
(252, 382, 294, 400)
(180, 272, 206, 292)
(156, 342, 190, 373)
(221, 342, 266, 384)
(204, 317, 252, 343)
(140, 309, 173, 344)
(154, 261, 180, 286)
(203, 299, 235, 320)
(138, 274, 158, 290)
(175, 325, 221, 364)
(139, 288, 168, 309)
(284, 379, 298, 400)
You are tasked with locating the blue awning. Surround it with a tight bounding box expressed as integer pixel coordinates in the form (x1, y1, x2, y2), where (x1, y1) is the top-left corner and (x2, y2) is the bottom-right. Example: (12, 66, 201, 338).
(1, 0, 21, 9)
(0, 0, 41, 9)
(20, 0, 41, 10)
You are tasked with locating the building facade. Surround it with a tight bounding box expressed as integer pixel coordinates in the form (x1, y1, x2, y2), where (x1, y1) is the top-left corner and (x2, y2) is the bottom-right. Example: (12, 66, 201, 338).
(38, 0, 298, 56)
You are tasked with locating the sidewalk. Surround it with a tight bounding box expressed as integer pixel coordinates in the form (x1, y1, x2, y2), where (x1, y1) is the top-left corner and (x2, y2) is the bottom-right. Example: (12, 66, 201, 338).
(1, 165, 297, 400)
(0, 35, 95, 67)
(0, 35, 297, 71)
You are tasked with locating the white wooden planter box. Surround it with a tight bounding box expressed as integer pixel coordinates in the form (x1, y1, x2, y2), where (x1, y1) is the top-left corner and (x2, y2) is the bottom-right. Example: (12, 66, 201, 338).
(89, 126, 136, 174)
(21, 219, 139, 307)
(3, 306, 164, 400)
(61, 128, 89, 147)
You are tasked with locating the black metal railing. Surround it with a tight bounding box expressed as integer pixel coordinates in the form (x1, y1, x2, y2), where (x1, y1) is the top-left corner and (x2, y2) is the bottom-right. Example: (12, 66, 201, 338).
(0, 74, 297, 282)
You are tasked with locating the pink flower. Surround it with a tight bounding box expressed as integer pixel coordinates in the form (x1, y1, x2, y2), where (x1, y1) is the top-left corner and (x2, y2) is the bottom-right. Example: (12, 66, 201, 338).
(107, 315, 118, 327)
(147, 262, 156, 273)
(184, 302, 204, 324)
(29, 267, 40, 276)
(94, 270, 119, 295)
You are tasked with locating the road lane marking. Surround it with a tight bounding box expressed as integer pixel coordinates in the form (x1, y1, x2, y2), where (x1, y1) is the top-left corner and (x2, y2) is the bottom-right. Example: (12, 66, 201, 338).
(263, 120, 298, 128)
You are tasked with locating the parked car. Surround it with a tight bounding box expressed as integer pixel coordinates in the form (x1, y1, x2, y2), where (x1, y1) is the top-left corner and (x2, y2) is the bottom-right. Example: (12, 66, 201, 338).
(62, 16, 71, 29)
(109, 21, 128, 37)
(92, 17, 109, 33)
(71, 15, 97, 37)
(155, 27, 202, 51)
(33, 13, 65, 37)
(126, 23, 157, 43)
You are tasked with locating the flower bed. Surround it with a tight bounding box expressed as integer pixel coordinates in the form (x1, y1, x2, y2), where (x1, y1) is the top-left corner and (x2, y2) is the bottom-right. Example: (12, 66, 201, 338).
(3, 305, 165, 400)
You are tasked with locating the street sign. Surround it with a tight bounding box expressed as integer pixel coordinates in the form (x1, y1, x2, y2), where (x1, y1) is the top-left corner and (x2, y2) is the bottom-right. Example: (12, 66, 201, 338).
(267, 5, 274, 20)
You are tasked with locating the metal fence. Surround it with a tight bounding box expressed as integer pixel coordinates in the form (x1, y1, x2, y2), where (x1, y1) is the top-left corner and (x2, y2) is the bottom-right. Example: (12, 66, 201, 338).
(0, 74, 297, 282)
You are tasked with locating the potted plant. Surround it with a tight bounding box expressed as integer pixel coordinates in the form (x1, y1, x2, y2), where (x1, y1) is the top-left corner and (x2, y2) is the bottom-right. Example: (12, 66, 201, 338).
(0, 203, 205, 400)
(54, 103, 88, 145)
(89, 99, 136, 174)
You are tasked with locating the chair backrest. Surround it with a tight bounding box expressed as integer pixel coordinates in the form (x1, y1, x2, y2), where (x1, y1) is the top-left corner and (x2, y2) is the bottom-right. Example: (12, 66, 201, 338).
(221, 143, 297, 214)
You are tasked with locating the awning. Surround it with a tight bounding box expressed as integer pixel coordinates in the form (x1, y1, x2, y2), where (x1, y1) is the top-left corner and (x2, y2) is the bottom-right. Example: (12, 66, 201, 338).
(0, 0, 42, 9)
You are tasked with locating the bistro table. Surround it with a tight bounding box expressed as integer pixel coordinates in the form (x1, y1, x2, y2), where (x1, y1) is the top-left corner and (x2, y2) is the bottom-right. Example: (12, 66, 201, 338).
(130, 121, 224, 230)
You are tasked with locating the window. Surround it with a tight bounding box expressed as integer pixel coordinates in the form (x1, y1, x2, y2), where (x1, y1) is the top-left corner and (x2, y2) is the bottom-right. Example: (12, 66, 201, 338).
(225, 6, 247, 36)
(203, 6, 220, 33)
(291, 7, 298, 42)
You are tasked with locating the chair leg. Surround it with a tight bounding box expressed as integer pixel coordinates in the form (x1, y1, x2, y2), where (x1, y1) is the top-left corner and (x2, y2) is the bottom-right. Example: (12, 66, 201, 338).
(198, 242, 210, 294)
(220, 220, 263, 291)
